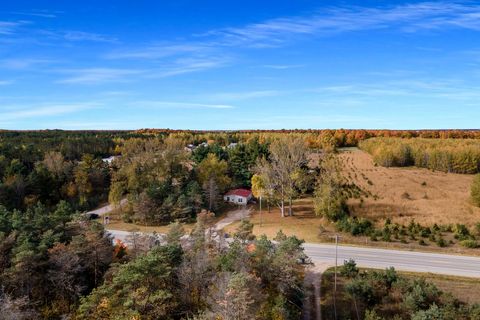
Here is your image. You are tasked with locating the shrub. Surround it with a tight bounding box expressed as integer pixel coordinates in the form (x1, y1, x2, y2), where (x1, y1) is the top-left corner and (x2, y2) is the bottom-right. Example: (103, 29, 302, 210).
(436, 238, 447, 248)
(336, 217, 374, 236)
(459, 239, 479, 249)
(453, 224, 471, 240)
(402, 279, 441, 312)
(341, 259, 359, 278)
(419, 227, 431, 238)
(346, 278, 378, 306)
(382, 230, 392, 242)
(472, 174, 480, 207)
(411, 304, 444, 320)
(365, 310, 384, 320)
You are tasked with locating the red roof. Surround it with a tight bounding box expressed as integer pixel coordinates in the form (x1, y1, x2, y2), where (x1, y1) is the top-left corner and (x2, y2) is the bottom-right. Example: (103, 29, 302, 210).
(225, 188, 252, 198)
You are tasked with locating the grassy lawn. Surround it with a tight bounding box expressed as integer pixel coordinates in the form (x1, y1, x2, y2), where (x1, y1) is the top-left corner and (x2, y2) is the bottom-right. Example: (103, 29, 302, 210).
(223, 198, 326, 243)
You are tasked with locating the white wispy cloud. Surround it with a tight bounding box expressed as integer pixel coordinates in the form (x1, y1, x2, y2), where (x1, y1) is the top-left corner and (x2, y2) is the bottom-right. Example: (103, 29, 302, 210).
(152, 57, 229, 78)
(132, 100, 235, 109)
(0, 80, 13, 85)
(100, 1, 480, 79)
(10, 10, 58, 18)
(33, 29, 117, 43)
(0, 102, 99, 121)
(313, 79, 480, 101)
(106, 44, 210, 60)
(63, 31, 117, 42)
(0, 58, 54, 70)
(0, 21, 28, 35)
(201, 2, 480, 47)
(262, 64, 304, 70)
(57, 68, 143, 84)
(204, 90, 281, 101)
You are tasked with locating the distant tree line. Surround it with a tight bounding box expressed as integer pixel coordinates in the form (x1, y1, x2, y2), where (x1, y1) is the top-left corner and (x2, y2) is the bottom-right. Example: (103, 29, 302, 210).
(360, 138, 480, 174)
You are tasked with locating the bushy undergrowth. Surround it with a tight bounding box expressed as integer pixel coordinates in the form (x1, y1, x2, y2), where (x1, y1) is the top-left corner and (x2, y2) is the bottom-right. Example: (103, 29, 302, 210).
(359, 138, 480, 174)
(327, 261, 480, 320)
(335, 213, 479, 248)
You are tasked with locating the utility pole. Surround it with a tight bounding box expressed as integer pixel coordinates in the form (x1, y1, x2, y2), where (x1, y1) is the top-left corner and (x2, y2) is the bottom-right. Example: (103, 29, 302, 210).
(331, 234, 340, 320)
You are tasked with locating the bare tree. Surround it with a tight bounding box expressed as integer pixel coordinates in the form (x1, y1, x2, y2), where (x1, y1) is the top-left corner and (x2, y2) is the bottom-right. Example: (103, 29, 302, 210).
(0, 291, 38, 320)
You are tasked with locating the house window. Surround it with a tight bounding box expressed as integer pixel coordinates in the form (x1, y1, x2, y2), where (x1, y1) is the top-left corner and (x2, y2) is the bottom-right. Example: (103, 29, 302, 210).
(238, 198, 243, 203)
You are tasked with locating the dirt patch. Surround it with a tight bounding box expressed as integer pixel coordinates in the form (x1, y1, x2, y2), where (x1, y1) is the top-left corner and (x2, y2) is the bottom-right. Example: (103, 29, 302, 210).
(215, 207, 251, 230)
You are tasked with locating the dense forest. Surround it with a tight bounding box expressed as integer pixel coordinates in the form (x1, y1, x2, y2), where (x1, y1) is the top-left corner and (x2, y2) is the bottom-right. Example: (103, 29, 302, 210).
(1, 129, 479, 319)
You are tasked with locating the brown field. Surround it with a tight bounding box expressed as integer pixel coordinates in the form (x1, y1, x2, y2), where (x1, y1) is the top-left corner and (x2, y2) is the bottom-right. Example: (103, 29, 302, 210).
(224, 199, 480, 254)
(339, 148, 480, 227)
(226, 148, 480, 253)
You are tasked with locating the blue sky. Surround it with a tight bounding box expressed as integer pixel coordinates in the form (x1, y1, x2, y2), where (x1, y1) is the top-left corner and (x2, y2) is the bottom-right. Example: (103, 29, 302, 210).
(1, 1, 480, 130)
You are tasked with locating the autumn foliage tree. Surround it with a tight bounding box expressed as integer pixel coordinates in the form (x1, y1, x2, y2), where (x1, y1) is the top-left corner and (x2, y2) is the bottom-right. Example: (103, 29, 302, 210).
(255, 136, 308, 217)
(197, 153, 231, 212)
(360, 138, 480, 174)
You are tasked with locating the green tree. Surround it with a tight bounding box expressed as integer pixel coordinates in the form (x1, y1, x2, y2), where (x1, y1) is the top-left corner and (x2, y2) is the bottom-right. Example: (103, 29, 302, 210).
(341, 259, 359, 278)
(77, 244, 183, 320)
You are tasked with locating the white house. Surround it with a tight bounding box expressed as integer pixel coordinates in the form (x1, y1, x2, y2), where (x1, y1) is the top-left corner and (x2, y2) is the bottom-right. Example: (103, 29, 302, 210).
(223, 189, 252, 205)
(102, 156, 119, 164)
(227, 142, 238, 149)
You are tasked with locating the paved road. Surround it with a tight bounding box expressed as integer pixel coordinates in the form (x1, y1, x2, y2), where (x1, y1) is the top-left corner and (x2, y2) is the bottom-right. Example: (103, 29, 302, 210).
(93, 200, 479, 279)
(304, 243, 480, 278)
(106, 229, 480, 278)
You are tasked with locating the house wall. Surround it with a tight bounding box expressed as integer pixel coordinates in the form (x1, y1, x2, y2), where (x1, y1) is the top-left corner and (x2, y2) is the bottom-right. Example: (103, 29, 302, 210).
(223, 194, 251, 205)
